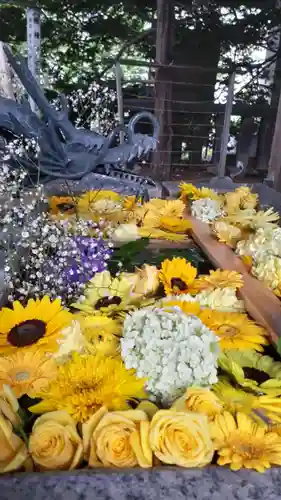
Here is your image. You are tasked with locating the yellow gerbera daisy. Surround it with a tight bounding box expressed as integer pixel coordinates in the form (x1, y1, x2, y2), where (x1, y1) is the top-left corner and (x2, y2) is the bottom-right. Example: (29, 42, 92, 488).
(78, 315, 122, 357)
(29, 354, 146, 423)
(219, 350, 281, 396)
(48, 196, 77, 216)
(72, 270, 133, 316)
(210, 411, 281, 472)
(199, 310, 268, 351)
(0, 350, 57, 398)
(212, 379, 281, 424)
(193, 270, 244, 293)
(163, 300, 201, 316)
(159, 216, 192, 234)
(159, 258, 197, 295)
(0, 297, 73, 355)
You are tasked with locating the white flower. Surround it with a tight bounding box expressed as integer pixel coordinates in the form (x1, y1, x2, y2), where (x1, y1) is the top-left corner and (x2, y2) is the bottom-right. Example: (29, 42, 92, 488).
(252, 256, 281, 290)
(121, 308, 219, 403)
(191, 198, 224, 223)
(196, 287, 245, 312)
(111, 223, 140, 244)
(236, 227, 281, 261)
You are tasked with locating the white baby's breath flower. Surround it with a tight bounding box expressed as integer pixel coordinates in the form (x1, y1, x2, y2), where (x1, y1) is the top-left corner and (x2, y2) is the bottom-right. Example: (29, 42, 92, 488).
(191, 198, 224, 223)
(121, 308, 219, 404)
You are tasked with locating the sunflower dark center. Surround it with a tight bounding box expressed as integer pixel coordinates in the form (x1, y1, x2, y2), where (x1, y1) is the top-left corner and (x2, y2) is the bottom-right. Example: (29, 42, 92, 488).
(7, 319, 46, 347)
(243, 367, 270, 384)
(57, 202, 75, 213)
(171, 278, 187, 291)
(95, 296, 122, 310)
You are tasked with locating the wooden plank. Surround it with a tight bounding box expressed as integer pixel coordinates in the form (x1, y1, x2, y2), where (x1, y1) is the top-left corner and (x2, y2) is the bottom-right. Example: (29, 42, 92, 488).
(186, 215, 281, 344)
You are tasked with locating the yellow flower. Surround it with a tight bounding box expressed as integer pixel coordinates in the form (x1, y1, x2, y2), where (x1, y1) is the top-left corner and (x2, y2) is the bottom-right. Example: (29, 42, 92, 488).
(29, 410, 83, 471)
(212, 380, 281, 424)
(82, 406, 152, 468)
(78, 190, 121, 211)
(72, 270, 133, 316)
(219, 350, 281, 396)
(172, 387, 224, 420)
(149, 410, 213, 467)
(194, 270, 244, 293)
(78, 315, 122, 357)
(179, 182, 201, 202)
(122, 195, 140, 211)
(160, 200, 186, 218)
(0, 296, 73, 355)
(0, 411, 31, 473)
(163, 300, 201, 316)
(111, 223, 140, 243)
(199, 310, 268, 352)
(199, 187, 221, 201)
(48, 196, 77, 216)
(210, 411, 281, 472)
(54, 320, 86, 363)
(29, 354, 146, 423)
(159, 258, 197, 295)
(125, 264, 160, 299)
(138, 227, 187, 241)
(0, 350, 57, 398)
(196, 287, 245, 312)
(212, 220, 242, 248)
(159, 216, 192, 234)
(224, 208, 279, 230)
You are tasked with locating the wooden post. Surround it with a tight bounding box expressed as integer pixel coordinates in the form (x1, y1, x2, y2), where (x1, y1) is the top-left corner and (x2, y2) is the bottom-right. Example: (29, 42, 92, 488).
(217, 72, 235, 178)
(270, 86, 281, 191)
(115, 62, 124, 144)
(152, 0, 174, 181)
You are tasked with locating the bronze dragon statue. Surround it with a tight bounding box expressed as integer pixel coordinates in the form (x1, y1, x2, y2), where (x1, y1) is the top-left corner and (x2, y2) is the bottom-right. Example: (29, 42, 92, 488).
(0, 45, 159, 199)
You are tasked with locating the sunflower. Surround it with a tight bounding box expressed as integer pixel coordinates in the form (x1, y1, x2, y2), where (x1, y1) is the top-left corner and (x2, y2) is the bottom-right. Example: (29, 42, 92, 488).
(48, 196, 77, 216)
(72, 270, 133, 316)
(219, 350, 281, 396)
(159, 216, 192, 234)
(212, 379, 281, 424)
(0, 350, 57, 398)
(78, 315, 122, 356)
(210, 411, 281, 472)
(159, 258, 197, 295)
(29, 353, 146, 423)
(0, 297, 73, 355)
(193, 270, 244, 293)
(199, 310, 268, 352)
(163, 300, 201, 316)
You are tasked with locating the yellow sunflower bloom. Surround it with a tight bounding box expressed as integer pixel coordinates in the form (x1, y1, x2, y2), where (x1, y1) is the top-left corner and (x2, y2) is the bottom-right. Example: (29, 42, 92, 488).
(78, 315, 122, 357)
(48, 196, 77, 216)
(72, 270, 133, 316)
(210, 411, 281, 472)
(219, 350, 281, 396)
(159, 258, 197, 295)
(199, 310, 268, 351)
(0, 297, 73, 355)
(29, 354, 146, 423)
(193, 270, 244, 293)
(0, 350, 57, 398)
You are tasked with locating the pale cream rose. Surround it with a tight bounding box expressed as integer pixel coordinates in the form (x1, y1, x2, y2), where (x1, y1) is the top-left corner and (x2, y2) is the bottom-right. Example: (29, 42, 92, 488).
(172, 387, 224, 421)
(29, 410, 83, 471)
(82, 406, 152, 468)
(149, 410, 214, 467)
(111, 223, 140, 244)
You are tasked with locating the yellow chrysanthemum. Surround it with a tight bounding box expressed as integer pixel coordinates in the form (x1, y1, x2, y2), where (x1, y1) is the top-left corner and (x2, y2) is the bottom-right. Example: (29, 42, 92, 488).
(159, 216, 192, 234)
(159, 258, 197, 295)
(72, 271, 133, 316)
(193, 270, 244, 293)
(212, 379, 281, 425)
(179, 182, 200, 202)
(163, 300, 201, 316)
(78, 315, 122, 357)
(172, 387, 224, 420)
(212, 220, 242, 248)
(48, 196, 77, 216)
(159, 200, 186, 218)
(199, 310, 268, 352)
(29, 354, 146, 423)
(210, 411, 281, 472)
(224, 208, 279, 230)
(0, 297, 73, 355)
(219, 350, 281, 396)
(0, 350, 57, 398)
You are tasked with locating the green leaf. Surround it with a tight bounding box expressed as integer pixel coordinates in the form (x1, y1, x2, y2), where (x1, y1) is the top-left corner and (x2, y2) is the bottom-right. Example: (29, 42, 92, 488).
(276, 338, 281, 357)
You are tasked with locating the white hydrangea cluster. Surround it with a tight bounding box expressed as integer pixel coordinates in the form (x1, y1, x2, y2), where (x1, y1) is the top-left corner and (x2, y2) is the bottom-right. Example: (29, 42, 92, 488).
(121, 308, 219, 404)
(191, 198, 224, 223)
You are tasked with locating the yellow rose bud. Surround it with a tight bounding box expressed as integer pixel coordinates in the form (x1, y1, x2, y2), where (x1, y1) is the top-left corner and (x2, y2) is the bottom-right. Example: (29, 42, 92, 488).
(0, 412, 30, 473)
(29, 410, 83, 471)
(172, 388, 223, 421)
(149, 410, 214, 467)
(82, 406, 152, 468)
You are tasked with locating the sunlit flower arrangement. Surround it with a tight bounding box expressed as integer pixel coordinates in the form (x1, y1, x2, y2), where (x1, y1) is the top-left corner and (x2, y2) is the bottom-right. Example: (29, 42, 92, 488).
(1, 175, 281, 477)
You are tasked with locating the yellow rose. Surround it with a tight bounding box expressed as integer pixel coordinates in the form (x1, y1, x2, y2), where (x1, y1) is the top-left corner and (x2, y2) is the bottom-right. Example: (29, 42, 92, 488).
(172, 387, 224, 421)
(29, 410, 83, 471)
(149, 410, 214, 467)
(83, 406, 152, 468)
(0, 386, 31, 473)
